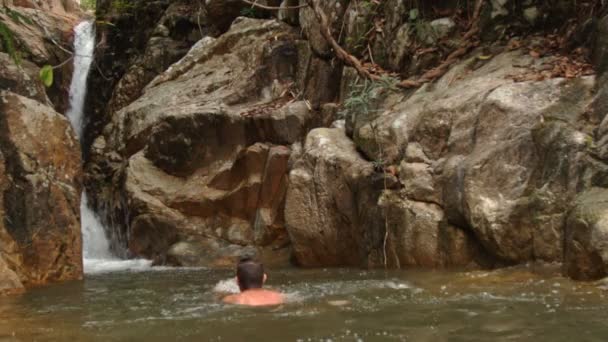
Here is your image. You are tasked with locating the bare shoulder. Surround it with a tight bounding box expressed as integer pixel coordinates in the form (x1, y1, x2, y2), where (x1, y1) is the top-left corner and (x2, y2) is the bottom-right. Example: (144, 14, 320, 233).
(222, 294, 240, 304)
(262, 289, 285, 303)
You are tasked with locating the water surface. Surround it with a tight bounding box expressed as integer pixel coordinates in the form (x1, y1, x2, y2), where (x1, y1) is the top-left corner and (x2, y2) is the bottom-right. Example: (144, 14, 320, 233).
(1, 265, 607, 341)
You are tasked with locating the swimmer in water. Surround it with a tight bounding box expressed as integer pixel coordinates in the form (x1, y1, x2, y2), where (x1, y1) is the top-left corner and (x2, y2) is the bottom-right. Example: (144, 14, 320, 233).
(222, 257, 284, 306)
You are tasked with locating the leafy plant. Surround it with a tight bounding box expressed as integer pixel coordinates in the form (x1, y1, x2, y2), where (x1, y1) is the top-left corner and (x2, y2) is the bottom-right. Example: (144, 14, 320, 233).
(407, 7, 438, 44)
(339, 75, 399, 121)
(344, 0, 381, 54)
(409, 8, 420, 21)
(39, 65, 53, 87)
(0, 21, 20, 64)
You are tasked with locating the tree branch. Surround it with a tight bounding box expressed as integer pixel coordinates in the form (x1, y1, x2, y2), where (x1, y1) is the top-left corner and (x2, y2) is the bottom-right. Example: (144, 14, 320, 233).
(398, 0, 486, 88)
(304, 0, 380, 81)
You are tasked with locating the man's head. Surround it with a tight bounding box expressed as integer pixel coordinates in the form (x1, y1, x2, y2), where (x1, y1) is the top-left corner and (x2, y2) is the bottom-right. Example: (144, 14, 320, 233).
(236, 257, 267, 291)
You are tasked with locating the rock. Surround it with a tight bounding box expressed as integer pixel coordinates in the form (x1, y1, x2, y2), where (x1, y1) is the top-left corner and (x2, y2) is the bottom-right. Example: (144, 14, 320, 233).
(107, 1, 207, 114)
(87, 19, 312, 267)
(278, 0, 300, 25)
(0, 5, 79, 112)
(302, 56, 343, 110)
(0, 257, 23, 295)
(299, 0, 348, 57)
(0, 52, 49, 104)
(205, 0, 245, 32)
(523, 7, 540, 26)
(285, 128, 376, 266)
(593, 14, 608, 78)
(399, 162, 439, 204)
(84, 0, 186, 150)
(12, 0, 80, 15)
(387, 23, 413, 71)
(166, 240, 257, 268)
(380, 191, 485, 268)
(564, 188, 608, 280)
(0, 91, 82, 293)
(285, 127, 487, 268)
(430, 18, 455, 39)
(344, 50, 597, 265)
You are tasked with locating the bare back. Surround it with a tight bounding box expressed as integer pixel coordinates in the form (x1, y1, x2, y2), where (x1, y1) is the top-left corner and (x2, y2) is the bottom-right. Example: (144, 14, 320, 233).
(223, 289, 284, 306)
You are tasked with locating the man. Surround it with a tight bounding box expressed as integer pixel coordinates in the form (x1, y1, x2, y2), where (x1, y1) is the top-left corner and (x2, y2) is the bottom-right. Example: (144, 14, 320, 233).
(222, 257, 284, 306)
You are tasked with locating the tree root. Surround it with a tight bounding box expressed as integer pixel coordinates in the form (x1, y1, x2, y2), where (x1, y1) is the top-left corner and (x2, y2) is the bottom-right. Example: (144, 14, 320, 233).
(243, 0, 486, 88)
(398, 0, 485, 88)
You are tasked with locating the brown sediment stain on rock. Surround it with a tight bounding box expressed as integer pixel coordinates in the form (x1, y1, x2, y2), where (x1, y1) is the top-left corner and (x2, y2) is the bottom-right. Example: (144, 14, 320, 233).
(0, 91, 82, 294)
(87, 19, 323, 267)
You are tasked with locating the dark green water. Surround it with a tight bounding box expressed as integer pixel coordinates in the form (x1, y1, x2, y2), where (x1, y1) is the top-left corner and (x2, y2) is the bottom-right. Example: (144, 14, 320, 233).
(1, 265, 607, 341)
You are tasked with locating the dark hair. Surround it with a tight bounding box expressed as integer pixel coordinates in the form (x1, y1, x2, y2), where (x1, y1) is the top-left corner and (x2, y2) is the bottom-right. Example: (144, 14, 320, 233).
(236, 257, 264, 291)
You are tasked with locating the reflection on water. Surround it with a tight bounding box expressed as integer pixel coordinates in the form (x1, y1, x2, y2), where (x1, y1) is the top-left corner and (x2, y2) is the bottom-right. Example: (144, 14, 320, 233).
(1, 265, 607, 341)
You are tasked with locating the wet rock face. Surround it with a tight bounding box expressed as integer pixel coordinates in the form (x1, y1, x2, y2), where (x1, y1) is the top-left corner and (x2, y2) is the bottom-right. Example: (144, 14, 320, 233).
(318, 50, 599, 271)
(0, 53, 50, 105)
(0, 91, 83, 294)
(285, 128, 374, 267)
(0, 4, 80, 113)
(564, 189, 608, 280)
(85, 0, 206, 154)
(87, 18, 321, 267)
(285, 128, 489, 268)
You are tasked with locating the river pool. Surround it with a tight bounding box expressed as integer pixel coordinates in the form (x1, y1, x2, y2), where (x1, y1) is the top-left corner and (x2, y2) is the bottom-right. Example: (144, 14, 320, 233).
(1, 265, 607, 341)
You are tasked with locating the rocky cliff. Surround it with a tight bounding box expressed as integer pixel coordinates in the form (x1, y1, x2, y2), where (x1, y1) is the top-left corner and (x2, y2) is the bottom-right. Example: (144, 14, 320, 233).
(83, 0, 608, 280)
(0, 1, 83, 294)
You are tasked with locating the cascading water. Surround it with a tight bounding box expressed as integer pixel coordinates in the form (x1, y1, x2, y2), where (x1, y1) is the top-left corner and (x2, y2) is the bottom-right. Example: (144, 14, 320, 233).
(66, 21, 151, 273)
(66, 21, 95, 139)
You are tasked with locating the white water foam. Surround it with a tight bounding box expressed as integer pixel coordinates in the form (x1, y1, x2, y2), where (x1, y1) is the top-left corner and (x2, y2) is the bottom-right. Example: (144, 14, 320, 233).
(211, 277, 416, 304)
(66, 21, 95, 138)
(66, 21, 152, 274)
(213, 278, 240, 294)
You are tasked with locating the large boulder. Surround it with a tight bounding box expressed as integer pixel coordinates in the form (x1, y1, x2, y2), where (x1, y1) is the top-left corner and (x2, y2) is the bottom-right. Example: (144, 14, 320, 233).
(564, 188, 608, 280)
(0, 4, 81, 112)
(87, 18, 326, 266)
(0, 52, 50, 104)
(285, 128, 489, 268)
(338, 50, 599, 267)
(285, 128, 375, 266)
(0, 91, 83, 294)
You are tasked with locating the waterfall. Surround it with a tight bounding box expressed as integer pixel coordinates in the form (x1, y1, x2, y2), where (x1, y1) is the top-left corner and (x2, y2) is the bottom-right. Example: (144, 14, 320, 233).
(66, 21, 151, 274)
(66, 21, 94, 139)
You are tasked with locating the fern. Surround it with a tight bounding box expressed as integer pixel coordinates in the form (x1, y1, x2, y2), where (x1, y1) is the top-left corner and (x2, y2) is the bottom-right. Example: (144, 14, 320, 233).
(0, 21, 20, 64)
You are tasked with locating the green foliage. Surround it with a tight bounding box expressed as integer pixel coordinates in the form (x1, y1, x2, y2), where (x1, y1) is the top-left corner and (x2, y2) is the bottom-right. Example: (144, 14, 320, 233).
(240, 7, 263, 18)
(409, 8, 419, 21)
(111, 0, 134, 13)
(39, 65, 54, 87)
(80, 0, 97, 11)
(344, 0, 381, 54)
(0, 21, 20, 64)
(2, 7, 33, 25)
(339, 75, 399, 121)
(407, 7, 438, 44)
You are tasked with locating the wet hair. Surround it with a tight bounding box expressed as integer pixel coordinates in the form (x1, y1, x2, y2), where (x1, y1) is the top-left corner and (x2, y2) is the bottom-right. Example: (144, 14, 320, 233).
(236, 257, 265, 291)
